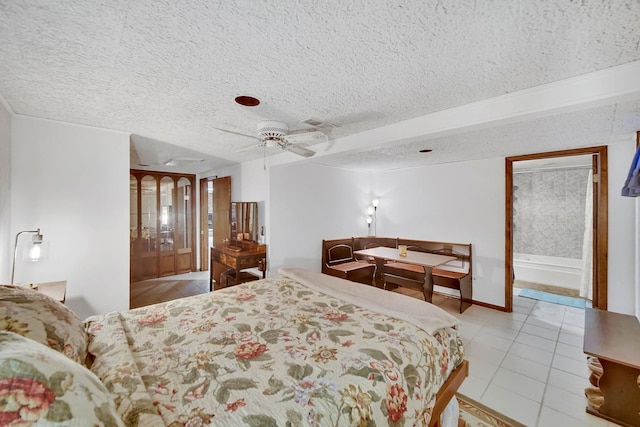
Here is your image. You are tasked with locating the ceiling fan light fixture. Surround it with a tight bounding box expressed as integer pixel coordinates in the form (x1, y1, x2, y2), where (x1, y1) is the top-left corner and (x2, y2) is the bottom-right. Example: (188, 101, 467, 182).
(235, 96, 260, 107)
(264, 138, 279, 148)
(257, 120, 288, 140)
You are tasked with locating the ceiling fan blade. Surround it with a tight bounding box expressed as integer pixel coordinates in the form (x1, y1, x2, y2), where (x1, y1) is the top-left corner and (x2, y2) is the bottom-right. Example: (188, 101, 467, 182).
(235, 143, 262, 153)
(284, 130, 327, 144)
(284, 144, 315, 158)
(213, 127, 260, 140)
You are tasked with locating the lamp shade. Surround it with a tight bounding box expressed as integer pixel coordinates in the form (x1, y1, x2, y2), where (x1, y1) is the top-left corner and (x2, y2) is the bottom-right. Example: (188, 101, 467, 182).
(23, 238, 49, 262)
(11, 228, 48, 284)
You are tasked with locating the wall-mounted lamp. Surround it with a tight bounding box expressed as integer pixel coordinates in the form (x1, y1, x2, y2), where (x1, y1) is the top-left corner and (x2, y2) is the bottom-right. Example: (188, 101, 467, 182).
(11, 228, 49, 284)
(370, 198, 380, 235)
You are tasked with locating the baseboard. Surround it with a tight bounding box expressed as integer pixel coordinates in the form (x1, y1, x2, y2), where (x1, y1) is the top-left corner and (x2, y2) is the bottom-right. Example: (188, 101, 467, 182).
(432, 290, 508, 312)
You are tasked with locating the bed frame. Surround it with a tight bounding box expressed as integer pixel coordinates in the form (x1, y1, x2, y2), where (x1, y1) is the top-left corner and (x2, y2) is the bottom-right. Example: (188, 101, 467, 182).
(429, 359, 469, 427)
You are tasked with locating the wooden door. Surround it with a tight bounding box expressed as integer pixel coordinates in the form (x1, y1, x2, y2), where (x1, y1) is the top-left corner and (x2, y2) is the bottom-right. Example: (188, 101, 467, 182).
(211, 176, 231, 285)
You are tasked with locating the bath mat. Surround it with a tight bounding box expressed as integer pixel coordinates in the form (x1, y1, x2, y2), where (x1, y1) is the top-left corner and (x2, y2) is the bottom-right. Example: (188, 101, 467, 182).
(519, 288, 586, 309)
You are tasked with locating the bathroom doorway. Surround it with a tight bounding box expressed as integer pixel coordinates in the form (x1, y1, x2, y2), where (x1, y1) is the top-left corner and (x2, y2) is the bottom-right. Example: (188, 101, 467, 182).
(512, 155, 592, 307)
(505, 146, 608, 312)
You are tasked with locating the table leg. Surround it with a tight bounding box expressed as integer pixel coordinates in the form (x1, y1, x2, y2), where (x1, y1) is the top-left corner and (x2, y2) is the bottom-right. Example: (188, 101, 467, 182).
(374, 258, 384, 288)
(587, 359, 640, 426)
(422, 267, 434, 303)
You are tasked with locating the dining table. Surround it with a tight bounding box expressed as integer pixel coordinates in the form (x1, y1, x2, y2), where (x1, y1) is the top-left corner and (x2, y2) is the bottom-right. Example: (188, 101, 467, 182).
(354, 246, 456, 303)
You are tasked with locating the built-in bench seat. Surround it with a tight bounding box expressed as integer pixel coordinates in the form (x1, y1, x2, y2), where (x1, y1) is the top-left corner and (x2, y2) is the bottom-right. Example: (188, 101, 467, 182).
(332, 237, 472, 312)
(322, 238, 375, 285)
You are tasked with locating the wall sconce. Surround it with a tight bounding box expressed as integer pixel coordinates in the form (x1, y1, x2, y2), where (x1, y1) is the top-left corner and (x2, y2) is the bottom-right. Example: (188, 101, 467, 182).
(11, 228, 49, 284)
(371, 198, 379, 236)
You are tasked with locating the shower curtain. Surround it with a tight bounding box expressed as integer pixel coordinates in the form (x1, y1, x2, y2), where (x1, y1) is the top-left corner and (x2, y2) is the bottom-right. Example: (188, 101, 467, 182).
(579, 169, 593, 300)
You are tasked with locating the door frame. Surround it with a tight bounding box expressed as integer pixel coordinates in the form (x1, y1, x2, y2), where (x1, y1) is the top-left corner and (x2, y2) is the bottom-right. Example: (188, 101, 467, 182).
(199, 177, 210, 272)
(504, 146, 608, 312)
(198, 176, 232, 273)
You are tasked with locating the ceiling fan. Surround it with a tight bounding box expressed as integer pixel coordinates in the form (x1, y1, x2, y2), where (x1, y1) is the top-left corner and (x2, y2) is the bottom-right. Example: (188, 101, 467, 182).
(219, 120, 328, 158)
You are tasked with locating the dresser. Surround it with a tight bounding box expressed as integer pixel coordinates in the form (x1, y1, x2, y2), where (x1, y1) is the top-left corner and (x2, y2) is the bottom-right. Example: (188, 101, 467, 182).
(210, 241, 266, 291)
(583, 308, 640, 426)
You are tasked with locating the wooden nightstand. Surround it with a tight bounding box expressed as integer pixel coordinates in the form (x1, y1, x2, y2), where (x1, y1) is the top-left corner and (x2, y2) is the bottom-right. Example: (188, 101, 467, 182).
(34, 280, 67, 303)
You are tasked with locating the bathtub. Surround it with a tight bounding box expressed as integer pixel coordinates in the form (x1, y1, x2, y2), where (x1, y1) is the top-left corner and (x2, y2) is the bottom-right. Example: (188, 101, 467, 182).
(513, 253, 583, 290)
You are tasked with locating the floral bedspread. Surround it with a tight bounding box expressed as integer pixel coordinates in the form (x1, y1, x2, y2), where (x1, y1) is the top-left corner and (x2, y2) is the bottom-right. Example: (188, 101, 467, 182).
(85, 270, 464, 427)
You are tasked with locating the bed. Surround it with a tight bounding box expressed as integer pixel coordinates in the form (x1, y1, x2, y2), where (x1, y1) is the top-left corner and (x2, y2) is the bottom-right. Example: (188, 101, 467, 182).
(0, 268, 467, 427)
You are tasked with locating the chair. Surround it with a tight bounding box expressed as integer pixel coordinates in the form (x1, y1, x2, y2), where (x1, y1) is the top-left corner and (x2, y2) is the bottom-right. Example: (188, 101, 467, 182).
(431, 245, 472, 313)
(322, 238, 375, 285)
(382, 240, 432, 298)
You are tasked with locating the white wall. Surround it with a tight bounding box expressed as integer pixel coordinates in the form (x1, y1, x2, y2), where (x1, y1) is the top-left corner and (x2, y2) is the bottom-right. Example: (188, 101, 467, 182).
(269, 163, 371, 273)
(607, 140, 637, 314)
(233, 159, 270, 239)
(0, 98, 11, 284)
(11, 116, 130, 318)
(374, 158, 507, 306)
(637, 197, 640, 321)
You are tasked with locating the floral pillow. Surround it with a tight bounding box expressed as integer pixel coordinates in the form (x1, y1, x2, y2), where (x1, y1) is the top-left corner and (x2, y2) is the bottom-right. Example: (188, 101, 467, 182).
(0, 331, 125, 426)
(0, 285, 87, 365)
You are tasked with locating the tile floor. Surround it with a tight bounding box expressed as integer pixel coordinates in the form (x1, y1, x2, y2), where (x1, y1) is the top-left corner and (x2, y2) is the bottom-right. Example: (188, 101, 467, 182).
(131, 272, 609, 427)
(432, 291, 612, 427)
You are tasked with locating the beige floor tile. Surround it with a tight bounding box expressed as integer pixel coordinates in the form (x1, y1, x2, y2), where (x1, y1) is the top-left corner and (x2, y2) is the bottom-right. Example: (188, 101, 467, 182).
(481, 383, 540, 426)
(492, 367, 546, 402)
(501, 353, 550, 383)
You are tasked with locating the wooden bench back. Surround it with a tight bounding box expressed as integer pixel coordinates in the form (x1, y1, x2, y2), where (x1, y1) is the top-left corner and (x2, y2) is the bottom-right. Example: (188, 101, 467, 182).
(322, 238, 356, 266)
(397, 239, 472, 274)
(352, 237, 397, 251)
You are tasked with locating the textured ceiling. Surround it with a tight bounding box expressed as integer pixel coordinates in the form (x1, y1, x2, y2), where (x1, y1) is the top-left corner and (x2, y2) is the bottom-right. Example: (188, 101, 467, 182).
(1, 1, 640, 172)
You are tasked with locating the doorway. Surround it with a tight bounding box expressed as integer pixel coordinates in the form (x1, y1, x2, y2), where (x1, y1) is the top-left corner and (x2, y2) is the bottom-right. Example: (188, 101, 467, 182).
(505, 147, 608, 312)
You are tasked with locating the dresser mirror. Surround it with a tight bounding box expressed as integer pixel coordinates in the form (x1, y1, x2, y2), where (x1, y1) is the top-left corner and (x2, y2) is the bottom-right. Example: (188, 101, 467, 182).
(230, 202, 258, 242)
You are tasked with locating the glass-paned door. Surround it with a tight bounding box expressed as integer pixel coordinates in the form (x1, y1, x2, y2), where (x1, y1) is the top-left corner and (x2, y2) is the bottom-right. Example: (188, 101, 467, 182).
(141, 176, 158, 255)
(131, 170, 196, 282)
(129, 175, 139, 280)
(133, 175, 158, 280)
(176, 177, 193, 273)
(159, 176, 175, 276)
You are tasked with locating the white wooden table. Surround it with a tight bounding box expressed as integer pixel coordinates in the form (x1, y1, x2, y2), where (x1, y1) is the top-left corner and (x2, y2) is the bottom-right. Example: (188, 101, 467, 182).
(354, 247, 456, 303)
